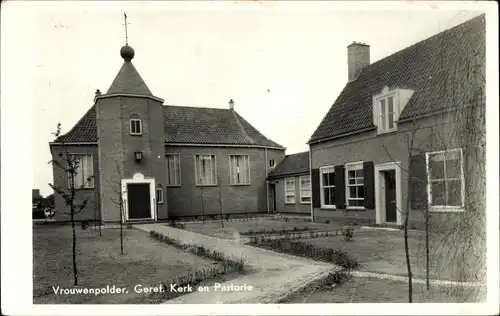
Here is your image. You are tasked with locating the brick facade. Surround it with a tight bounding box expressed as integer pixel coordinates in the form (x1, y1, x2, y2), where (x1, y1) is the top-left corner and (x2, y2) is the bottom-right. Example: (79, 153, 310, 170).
(270, 174, 311, 215)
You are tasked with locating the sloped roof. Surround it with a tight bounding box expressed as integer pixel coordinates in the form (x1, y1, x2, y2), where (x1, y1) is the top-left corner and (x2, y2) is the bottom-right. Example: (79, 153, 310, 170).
(163, 106, 283, 147)
(309, 14, 485, 143)
(268, 151, 309, 178)
(106, 61, 153, 96)
(53, 105, 284, 148)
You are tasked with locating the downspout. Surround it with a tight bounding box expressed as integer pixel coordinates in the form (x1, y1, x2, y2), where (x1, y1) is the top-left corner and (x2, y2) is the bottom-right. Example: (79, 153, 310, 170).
(309, 145, 314, 222)
(265, 148, 270, 213)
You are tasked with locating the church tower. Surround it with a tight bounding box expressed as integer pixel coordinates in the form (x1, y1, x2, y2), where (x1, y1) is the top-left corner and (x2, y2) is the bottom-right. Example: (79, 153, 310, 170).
(95, 43, 167, 222)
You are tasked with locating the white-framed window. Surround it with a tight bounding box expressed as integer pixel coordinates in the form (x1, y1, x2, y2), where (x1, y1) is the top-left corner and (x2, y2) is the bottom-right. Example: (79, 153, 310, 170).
(320, 166, 336, 208)
(378, 95, 396, 133)
(156, 184, 164, 204)
(229, 155, 250, 185)
(299, 175, 311, 204)
(269, 158, 276, 168)
(166, 154, 181, 186)
(284, 177, 296, 204)
(346, 162, 364, 208)
(195, 154, 217, 186)
(67, 154, 94, 189)
(426, 148, 465, 212)
(130, 118, 142, 135)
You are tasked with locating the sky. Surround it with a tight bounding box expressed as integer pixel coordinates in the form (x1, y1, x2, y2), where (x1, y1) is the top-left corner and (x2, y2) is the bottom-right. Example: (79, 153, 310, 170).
(1, 1, 487, 197)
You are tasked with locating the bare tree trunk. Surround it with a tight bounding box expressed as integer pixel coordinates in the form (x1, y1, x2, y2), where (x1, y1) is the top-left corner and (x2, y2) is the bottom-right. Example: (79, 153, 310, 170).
(218, 176, 224, 228)
(69, 173, 78, 286)
(425, 207, 430, 290)
(405, 149, 413, 302)
(200, 187, 205, 222)
(120, 200, 124, 255)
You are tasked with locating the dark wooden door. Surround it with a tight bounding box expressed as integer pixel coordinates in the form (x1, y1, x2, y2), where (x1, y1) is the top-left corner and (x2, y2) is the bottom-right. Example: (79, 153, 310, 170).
(385, 170, 397, 222)
(270, 183, 276, 212)
(127, 183, 151, 220)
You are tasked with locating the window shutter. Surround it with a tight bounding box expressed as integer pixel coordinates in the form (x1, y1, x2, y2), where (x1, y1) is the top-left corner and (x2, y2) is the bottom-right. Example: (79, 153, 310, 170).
(409, 154, 427, 210)
(363, 161, 375, 209)
(311, 169, 320, 208)
(334, 165, 345, 209)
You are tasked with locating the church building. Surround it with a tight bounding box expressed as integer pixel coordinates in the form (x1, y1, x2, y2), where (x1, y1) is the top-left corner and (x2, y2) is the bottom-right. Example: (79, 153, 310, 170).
(49, 44, 285, 222)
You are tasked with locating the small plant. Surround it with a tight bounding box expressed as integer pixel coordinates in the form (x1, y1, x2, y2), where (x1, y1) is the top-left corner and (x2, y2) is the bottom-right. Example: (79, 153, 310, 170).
(325, 220, 330, 224)
(342, 228, 354, 241)
(80, 220, 89, 230)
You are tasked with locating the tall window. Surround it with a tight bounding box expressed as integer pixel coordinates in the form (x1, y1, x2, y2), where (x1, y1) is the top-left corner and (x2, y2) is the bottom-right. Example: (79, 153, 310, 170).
(378, 95, 396, 133)
(320, 166, 335, 208)
(130, 117, 142, 135)
(426, 148, 464, 211)
(299, 175, 311, 203)
(284, 177, 296, 204)
(156, 184, 164, 204)
(195, 155, 217, 185)
(68, 154, 94, 188)
(346, 162, 364, 208)
(166, 154, 181, 186)
(229, 155, 250, 185)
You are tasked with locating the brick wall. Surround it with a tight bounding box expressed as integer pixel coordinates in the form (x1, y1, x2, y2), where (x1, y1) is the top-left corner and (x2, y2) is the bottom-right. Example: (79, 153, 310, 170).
(272, 174, 311, 214)
(50, 145, 101, 222)
(310, 111, 484, 227)
(97, 96, 167, 222)
(165, 145, 285, 218)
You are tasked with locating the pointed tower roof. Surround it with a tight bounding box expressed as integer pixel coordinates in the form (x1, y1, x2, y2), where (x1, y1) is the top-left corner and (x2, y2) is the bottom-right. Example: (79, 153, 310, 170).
(106, 45, 154, 96)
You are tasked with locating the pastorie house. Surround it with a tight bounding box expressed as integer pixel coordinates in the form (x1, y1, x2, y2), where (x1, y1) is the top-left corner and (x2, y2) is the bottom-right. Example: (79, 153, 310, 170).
(49, 44, 285, 222)
(307, 15, 485, 229)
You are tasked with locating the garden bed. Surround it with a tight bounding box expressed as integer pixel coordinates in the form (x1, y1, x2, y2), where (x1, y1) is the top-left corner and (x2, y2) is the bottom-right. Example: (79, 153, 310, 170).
(177, 218, 343, 240)
(283, 276, 485, 303)
(33, 226, 244, 304)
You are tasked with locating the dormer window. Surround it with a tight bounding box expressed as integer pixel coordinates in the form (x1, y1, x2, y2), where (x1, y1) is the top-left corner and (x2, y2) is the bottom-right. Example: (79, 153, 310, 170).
(130, 116, 142, 135)
(373, 86, 414, 135)
(378, 95, 396, 133)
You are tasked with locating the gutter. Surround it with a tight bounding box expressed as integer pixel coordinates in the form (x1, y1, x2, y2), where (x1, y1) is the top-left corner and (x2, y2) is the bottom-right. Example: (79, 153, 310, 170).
(307, 126, 376, 145)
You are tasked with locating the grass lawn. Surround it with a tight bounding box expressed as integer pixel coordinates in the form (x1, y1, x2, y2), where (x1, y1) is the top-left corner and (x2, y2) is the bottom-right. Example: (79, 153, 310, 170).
(33, 225, 225, 304)
(285, 276, 485, 303)
(181, 218, 342, 239)
(301, 228, 483, 282)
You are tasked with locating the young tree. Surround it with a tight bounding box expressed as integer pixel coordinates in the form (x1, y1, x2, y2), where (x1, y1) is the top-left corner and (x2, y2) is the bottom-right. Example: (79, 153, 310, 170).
(108, 162, 126, 255)
(48, 123, 91, 286)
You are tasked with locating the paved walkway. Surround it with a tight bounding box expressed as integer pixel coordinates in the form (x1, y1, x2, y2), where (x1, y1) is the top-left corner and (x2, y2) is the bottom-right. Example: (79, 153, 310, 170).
(135, 224, 338, 303)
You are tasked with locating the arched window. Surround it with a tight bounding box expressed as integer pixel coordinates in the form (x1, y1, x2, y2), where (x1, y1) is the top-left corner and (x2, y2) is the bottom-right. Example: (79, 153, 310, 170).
(130, 114, 142, 135)
(156, 184, 164, 204)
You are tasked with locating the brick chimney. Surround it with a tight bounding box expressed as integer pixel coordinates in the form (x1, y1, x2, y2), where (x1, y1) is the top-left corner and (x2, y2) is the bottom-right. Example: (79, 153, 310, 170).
(94, 89, 102, 102)
(347, 42, 370, 82)
(229, 99, 234, 110)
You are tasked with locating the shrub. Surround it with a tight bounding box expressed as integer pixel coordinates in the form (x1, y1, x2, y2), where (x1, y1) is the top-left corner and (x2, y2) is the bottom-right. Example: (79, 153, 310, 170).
(342, 228, 354, 241)
(80, 220, 89, 230)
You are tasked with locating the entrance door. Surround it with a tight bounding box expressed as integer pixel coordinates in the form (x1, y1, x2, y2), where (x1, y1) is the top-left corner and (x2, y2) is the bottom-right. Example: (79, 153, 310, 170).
(269, 183, 277, 212)
(385, 170, 397, 222)
(127, 183, 151, 220)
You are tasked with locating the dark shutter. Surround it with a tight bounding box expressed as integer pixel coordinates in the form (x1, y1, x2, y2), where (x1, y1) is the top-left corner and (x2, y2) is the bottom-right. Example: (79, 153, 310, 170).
(363, 161, 375, 209)
(334, 165, 346, 209)
(409, 154, 428, 210)
(311, 169, 321, 208)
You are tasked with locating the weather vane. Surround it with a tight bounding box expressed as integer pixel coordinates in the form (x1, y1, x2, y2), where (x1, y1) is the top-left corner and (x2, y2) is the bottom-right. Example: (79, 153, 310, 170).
(123, 13, 130, 45)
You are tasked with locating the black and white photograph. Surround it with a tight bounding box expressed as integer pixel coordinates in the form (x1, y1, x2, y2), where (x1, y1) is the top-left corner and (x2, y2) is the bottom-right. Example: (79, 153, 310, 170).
(1, 1, 498, 315)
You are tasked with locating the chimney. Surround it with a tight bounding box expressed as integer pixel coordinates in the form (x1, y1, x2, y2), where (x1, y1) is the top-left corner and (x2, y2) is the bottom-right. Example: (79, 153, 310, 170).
(94, 89, 101, 102)
(347, 42, 370, 82)
(229, 99, 234, 110)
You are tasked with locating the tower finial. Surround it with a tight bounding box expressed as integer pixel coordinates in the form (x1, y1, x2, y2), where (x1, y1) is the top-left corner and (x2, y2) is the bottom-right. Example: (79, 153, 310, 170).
(123, 12, 130, 45)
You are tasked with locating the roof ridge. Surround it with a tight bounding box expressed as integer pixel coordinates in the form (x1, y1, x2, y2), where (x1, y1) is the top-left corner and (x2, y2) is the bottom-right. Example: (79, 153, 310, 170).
(231, 111, 255, 144)
(359, 14, 484, 78)
(164, 104, 230, 111)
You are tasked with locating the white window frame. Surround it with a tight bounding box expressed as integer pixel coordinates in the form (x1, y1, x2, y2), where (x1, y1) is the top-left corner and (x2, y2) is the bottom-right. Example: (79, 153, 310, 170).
(67, 153, 94, 189)
(345, 161, 365, 210)
(425, 148, 465, 212)
(194, 154, 217, 186)
(229, 155, 251, 185)
(166, 154, 181, 187)
(376, 93, 397, 134)
(299, 175, 311, 204)
(284, 177, 296, 204)
(156, 186, 164, 204)
(320, 165, 336, 209)
(130, 118, 142, 135)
